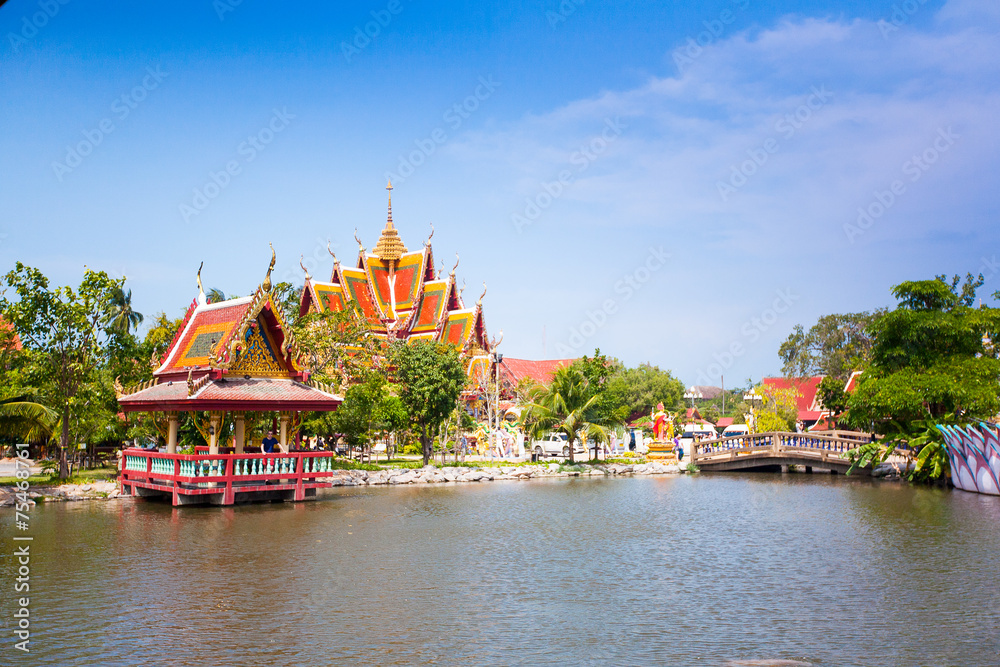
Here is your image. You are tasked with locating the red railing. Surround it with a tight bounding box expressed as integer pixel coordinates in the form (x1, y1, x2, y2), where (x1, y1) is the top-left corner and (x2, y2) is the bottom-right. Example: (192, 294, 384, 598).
(120, 448, 340, 504)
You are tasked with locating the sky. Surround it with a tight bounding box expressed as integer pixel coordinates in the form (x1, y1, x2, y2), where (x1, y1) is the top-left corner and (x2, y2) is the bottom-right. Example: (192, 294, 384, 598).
(1, 0, 998, 388)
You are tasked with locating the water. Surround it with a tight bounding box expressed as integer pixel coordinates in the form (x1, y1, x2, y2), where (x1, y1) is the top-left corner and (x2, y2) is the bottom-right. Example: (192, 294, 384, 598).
(2, 474, 999, 666)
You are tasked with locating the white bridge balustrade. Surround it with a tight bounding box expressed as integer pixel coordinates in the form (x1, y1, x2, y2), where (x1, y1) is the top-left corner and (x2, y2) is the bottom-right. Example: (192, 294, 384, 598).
(120, 448, 341, 506)
(690, 430, 878, 473)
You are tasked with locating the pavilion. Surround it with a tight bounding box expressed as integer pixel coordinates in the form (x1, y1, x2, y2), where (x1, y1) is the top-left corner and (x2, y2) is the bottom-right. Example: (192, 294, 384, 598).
(115, 249, 343, 505)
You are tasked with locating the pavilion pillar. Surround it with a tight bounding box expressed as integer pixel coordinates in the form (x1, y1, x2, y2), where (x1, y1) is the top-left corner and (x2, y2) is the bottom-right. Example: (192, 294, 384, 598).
(233, 412, 246, 455)
(279, 412, 291, 453)
(208, 412, 223, 455)
(166, 412, 179, 454)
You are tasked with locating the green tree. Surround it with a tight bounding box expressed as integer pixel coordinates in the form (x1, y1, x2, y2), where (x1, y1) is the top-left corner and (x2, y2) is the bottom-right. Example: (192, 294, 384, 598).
(393, 341, 467, 466)
(105, 284, 144, 334)
(520, 365, 608, 463)
(816, 376, 849, 428)
(844, 274, 1000, 481)
(295, 307, 383, 389)
(1, 263, 125, 477)
(779, 311, 884, 380)
(0, 389, 57, 444)
(332, 373, 408, 459)
(601, 363, 685, 423)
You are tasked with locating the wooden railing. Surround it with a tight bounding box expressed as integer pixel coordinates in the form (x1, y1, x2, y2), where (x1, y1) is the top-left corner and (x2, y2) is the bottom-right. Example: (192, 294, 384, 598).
(691, 431, 874, 466)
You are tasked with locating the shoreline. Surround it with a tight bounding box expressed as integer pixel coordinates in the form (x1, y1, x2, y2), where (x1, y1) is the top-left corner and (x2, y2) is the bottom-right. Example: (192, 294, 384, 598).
(2, 460, 913, 506)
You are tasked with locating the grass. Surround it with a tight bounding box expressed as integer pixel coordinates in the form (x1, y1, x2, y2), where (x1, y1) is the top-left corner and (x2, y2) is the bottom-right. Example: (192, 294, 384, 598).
(0, 466, 119, 487)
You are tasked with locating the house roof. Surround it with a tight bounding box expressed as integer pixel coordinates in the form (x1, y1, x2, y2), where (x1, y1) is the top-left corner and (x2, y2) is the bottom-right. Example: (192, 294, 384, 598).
(762, 376, 826, 422)
(716, 417, 734, 428)
(691, 385, 723, 400)
(118, 377, 341, 413)
(498, 358, 577, 387)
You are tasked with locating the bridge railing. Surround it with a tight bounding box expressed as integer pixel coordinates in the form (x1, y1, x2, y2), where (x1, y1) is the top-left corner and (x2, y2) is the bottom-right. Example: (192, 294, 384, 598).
(691, 431, 873, 464)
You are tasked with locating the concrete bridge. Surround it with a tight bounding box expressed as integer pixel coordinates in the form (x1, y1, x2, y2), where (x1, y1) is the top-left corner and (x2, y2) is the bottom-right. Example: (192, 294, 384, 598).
(690, 430, 874, 474)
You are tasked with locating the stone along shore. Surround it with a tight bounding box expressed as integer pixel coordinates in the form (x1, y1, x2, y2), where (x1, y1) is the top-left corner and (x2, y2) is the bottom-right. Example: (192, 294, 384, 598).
(1, 461, 690, 505)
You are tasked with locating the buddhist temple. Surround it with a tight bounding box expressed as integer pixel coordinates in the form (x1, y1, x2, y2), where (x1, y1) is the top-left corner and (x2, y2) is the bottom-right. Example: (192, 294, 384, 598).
(298, 181, 493, 383)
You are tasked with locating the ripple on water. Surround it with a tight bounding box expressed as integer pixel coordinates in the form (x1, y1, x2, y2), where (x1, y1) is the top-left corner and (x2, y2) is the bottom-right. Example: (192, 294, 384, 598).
(1, 475, 998, 666)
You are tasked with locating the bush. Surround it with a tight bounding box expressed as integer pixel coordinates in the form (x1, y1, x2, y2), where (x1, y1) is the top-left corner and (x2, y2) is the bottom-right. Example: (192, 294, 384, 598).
(401, 444, 421, 456)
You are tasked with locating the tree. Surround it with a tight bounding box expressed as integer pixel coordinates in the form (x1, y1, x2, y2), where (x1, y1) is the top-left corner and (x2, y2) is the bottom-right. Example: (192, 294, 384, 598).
(601, 363, 685, 424)
(779, 311, 885, 380)
(332, 373, 407, 460)
(1, 263, 125, 477)
(393, 341, 467, 466)
(816, 376, 848, 428)
(844, 274, 1000, 481)
(294, 308, 383, 390)
(105, 285, 144, 334)
(520, 365, 608, 463)
(0, 389, 57, 444)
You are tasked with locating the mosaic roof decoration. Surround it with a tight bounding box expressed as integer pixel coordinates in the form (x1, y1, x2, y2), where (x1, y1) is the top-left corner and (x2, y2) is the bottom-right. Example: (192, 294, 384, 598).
(117, 246, 341, 412)
(299, 185, 493, 377)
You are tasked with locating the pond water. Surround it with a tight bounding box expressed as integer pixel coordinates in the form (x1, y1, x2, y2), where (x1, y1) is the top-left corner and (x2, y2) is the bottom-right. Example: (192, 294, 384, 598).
(2, 474, 999, 666)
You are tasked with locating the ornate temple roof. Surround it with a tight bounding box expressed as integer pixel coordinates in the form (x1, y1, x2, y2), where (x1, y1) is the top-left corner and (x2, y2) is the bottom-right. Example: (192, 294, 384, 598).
(299, 189, 492, 372)
(118, 248, 342, 413)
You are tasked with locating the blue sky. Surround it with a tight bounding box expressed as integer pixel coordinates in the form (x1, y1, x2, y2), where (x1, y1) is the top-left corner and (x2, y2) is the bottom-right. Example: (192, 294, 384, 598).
(1, 0, 998, 387)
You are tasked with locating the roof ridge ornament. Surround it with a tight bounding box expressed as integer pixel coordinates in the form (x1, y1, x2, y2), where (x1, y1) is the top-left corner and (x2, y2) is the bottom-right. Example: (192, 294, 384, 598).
(354, 228, 365, 253)
(262, 243, 276, 293)
(425, 221, 434, 247)
(450, 252, 460, 277)
(299, 254, 311, 281)
(477, 281, 487, 306)
(373, 181, 408, 262)
(196, 262, 206, 306)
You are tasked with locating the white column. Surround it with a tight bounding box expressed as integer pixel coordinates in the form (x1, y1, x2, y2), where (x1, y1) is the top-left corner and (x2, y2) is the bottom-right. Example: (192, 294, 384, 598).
(279, 412, 290, 453)
(166, 413, 179, 454)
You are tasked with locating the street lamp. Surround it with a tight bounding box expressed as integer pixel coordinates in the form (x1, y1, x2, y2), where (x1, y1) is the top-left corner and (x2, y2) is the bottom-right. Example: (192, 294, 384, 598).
(684, 386, 703, 408)
(743, 389, 762, 433)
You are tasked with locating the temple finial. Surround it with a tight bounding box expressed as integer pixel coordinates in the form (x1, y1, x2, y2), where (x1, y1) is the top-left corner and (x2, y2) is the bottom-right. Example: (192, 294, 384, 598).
(299, 254, 311, 281)
(386, 179, 394, 227)
(477, 281, 487, 306)
(262, 243, 276, 292)
(196, 262, 206, 305)
(354, 228, 365, 253)
(450, 252, 460, 277)
(425, 221, 434, 247)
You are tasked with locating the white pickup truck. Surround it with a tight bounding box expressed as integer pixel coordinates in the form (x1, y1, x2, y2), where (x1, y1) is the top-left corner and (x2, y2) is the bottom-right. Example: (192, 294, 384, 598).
(530, 433, 585, 458)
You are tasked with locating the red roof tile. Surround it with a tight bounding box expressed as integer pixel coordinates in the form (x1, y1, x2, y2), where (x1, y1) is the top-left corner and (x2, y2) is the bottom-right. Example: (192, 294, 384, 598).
(499, 358, 577, 386)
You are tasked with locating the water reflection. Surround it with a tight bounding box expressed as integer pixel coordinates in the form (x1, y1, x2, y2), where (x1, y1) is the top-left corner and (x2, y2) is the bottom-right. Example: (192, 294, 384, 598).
(1, 474, 998, 666)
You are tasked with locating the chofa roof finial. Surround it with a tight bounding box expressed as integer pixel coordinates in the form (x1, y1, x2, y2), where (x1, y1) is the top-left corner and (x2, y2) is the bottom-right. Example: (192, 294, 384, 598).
(299, 254, 311, 281)
(425, 221, 434, 247)
(450, 252, 460, 278)
(262, 243, 276, 293)
(477, 281, 487, 306)
(196, 262, 206, 305)
(354, 228, 365, 253)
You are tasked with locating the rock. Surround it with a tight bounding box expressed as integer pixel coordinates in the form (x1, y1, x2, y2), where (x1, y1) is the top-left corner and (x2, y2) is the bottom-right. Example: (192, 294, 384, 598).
(425, 473, 446, 483)
(28, 491, 43, 499)
(547, 463, 560, 473)
(664, 464, 681, 474)
(390, 471, 417, 484)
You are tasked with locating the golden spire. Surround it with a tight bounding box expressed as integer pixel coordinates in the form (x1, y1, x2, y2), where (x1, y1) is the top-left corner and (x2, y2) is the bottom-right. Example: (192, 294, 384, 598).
(373, 180, 407, 262)
(262, 243, 275, 293)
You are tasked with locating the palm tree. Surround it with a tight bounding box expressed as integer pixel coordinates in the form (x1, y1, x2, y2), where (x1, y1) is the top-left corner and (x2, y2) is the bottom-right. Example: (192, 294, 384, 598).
(520, 366, 607, 464)
(0, 391, 57, 444)
(105, 285, 144, 334)
(206, 288, 227, 304)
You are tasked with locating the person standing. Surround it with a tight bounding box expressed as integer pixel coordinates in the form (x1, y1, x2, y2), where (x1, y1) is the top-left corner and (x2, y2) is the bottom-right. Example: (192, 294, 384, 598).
(261, 430, 279, 454)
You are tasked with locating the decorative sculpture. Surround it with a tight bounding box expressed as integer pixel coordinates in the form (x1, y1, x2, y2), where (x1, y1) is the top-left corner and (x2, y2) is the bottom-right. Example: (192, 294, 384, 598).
(938, 422, 1000, 495)
(647, 402, 677, 464)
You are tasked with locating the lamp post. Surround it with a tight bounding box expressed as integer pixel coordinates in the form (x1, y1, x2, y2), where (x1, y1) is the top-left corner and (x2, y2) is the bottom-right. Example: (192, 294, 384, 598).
(491, 352, 503, 457)
(684, 386, 703, 408)
(743, 389, 762, 433)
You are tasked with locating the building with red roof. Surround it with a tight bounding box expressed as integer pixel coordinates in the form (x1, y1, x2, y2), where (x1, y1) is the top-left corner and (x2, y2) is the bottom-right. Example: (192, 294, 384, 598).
(298, 182, 493, 385)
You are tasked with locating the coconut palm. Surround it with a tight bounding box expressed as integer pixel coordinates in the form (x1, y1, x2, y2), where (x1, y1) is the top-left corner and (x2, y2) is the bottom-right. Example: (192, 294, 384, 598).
(520, 366, 607, 464)
(105, 285, 144, 334)
(206, 288, 227, 304)
(0, 391, 57, 443)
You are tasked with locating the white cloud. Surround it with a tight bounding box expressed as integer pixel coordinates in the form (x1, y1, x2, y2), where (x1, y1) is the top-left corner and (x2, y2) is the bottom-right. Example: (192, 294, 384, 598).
(447, 0, 1000, 381)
